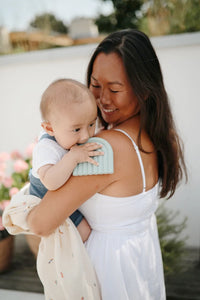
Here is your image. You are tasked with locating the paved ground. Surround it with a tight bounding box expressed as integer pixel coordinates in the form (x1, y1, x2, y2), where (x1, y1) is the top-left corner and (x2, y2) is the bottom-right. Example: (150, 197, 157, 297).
(0, 235, 200, 299)
(0, 235, 43, 293)
(0, 289, 44, 300)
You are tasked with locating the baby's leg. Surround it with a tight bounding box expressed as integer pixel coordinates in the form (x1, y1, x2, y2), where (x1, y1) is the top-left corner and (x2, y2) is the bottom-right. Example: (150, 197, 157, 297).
(77, 218, 91, 242)
(69, 210, 91, 242)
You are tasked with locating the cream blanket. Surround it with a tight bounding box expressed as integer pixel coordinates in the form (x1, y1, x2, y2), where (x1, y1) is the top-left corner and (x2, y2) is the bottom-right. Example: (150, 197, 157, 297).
(3, 184, 101, 300)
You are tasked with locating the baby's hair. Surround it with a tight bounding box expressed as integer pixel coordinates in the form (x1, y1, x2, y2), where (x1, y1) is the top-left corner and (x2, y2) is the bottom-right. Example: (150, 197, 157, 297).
(40, 78, 94, 121)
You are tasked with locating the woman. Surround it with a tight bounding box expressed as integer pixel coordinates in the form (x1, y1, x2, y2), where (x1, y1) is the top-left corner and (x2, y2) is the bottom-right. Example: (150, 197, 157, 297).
(21, 30, 187, 299)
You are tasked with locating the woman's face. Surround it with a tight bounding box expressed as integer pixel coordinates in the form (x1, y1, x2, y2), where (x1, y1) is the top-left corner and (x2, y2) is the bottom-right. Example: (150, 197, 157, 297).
(89, 52, 140, 126)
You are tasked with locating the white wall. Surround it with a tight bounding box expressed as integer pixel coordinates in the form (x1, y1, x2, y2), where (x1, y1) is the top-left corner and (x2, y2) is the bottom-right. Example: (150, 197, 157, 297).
(0, 32, 200, 247)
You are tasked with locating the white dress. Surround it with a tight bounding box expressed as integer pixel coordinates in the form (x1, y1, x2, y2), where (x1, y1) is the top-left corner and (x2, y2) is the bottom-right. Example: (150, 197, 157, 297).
(79, 129, 166, 300)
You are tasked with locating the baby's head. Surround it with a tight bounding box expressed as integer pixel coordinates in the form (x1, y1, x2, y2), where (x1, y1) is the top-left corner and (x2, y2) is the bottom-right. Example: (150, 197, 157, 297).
(40, 78, 97, 149)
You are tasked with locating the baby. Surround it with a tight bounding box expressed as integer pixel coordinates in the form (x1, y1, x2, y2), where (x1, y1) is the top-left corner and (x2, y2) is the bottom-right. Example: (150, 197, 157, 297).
(29, 78, 103, 241)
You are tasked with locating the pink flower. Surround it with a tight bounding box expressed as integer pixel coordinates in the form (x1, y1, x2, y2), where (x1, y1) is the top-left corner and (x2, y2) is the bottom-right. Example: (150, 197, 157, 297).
(0, 171, 5, 181)
(2, 176, 13, 188)
(0, 162, 6, 172)
(11, 150, 23, 160)
(0, 163, 6, 182)
(0, 162, 6, 183)
(0, 216, 5, 230)
(13, 159, 29, 173)
(0, 200, 10, 210)
(9, 187, 19, 197)
(25, 142, 36, 158)
(0, 152, 10, 163)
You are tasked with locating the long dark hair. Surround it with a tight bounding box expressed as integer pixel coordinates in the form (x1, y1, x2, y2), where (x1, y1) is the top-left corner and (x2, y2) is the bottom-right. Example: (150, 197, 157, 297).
(87, 29, 187, 199)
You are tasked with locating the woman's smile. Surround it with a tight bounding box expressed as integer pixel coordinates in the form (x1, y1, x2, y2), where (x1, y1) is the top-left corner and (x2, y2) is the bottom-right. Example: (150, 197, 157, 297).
(98, 101, 118, 115)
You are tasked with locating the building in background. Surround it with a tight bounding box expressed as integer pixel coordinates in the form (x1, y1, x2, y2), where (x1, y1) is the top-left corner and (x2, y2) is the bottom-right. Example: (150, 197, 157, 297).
(69, 17, 99, 40)
(0, 26, 11, 54)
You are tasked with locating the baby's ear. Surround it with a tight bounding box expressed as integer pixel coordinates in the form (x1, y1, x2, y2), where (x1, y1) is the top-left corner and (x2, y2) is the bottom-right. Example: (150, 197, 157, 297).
(41, 121, 54, 136)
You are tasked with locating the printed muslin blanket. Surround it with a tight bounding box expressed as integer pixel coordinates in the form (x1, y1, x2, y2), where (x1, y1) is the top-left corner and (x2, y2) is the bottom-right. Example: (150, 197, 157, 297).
(2, 184, 101, 300)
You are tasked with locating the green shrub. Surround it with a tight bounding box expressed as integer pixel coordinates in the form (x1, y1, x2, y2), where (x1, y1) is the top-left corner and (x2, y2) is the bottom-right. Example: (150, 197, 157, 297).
(156, 202, 187, 275)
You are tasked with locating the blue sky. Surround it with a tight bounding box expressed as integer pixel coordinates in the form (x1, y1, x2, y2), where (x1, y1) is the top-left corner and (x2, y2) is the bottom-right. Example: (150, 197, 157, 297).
(0, 0, 113, 31)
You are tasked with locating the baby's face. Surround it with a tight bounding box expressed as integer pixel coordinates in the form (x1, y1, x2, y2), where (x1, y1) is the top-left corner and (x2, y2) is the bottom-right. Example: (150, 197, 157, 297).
(51, 97, 97, 149)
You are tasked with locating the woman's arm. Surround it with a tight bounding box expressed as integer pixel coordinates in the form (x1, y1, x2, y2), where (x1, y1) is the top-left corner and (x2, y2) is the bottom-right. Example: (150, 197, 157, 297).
(27, 171, 114, 236)
(28, 129, 119, 236)
(27, 128, 145, 237)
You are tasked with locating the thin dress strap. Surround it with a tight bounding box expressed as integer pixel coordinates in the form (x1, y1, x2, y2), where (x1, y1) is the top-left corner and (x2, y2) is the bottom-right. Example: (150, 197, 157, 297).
(114, 129, 146, 193)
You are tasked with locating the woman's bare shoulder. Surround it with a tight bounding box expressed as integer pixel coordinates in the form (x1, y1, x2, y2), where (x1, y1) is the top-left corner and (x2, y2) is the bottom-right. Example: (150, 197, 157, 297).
(95, 129, 133, 174)
(95, 129, 125, 150)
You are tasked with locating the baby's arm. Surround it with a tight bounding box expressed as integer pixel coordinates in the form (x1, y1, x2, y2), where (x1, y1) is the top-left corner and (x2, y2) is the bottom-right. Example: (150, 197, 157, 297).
(38, 142, 103, 190)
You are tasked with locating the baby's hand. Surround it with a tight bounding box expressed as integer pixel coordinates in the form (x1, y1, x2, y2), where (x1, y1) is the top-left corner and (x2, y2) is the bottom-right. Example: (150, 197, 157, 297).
(70, 143, 104, 166)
